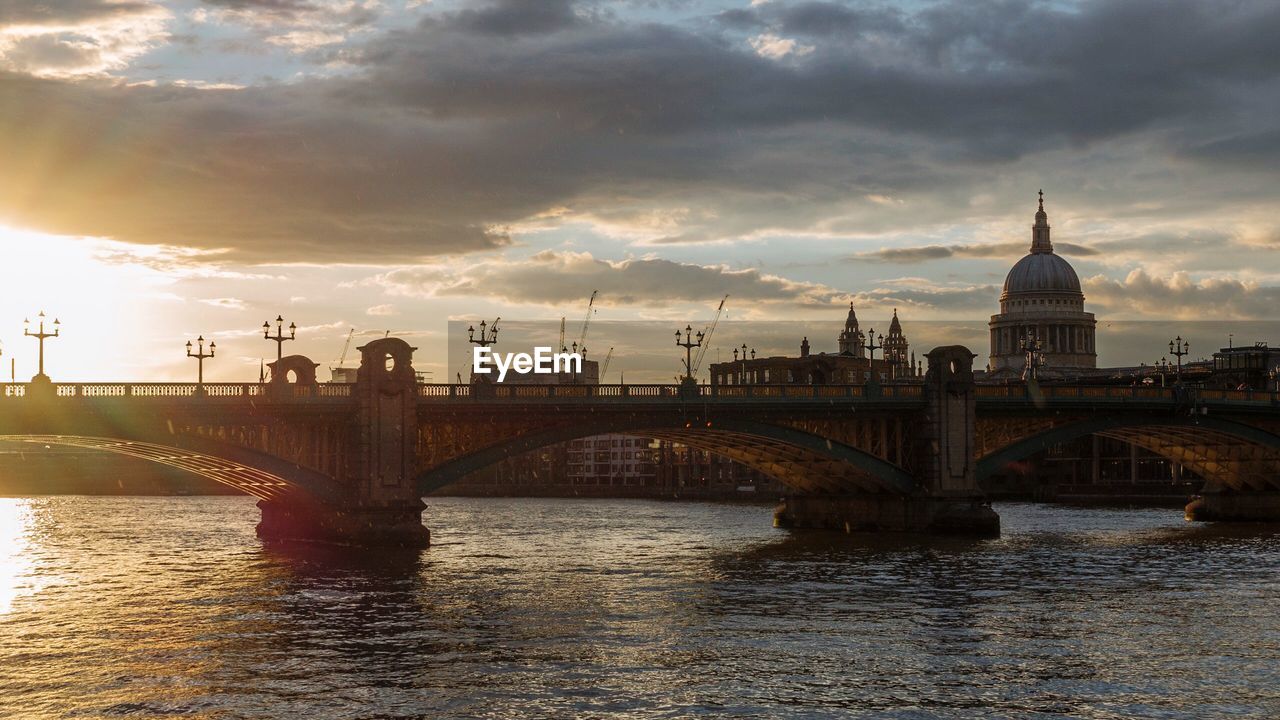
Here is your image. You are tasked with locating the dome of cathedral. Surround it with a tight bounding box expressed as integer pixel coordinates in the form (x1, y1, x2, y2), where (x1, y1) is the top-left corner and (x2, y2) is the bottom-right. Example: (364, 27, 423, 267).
(1000, 191, 1083, 297)
(1002, 252, 1081, 295)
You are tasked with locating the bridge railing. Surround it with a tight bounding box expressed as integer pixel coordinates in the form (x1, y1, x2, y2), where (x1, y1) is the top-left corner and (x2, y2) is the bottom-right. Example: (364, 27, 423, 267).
(415, 383, 927, 401)
(974, 385, 1280, 405)
(0, 383, 355, 401)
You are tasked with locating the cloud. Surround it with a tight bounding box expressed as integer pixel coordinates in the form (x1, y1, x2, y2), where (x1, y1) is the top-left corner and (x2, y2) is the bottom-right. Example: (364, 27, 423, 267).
(372, 250, 843, 307)
(748, 33, 814, 60)
(193, 0, 380, 55)
(851, 241, 1099, 264)
(847, 283, 999, 314)
(2, 0, 1280, 264)
(1084, 269, 1280, 320)
(365, 303, 397, 316)
(198, 297, 248, 310)
(0, 0, 171, 77)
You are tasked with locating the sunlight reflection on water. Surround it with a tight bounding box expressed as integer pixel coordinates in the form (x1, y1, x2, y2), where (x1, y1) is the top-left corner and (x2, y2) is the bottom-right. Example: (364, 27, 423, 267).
(0, 497, 1277, 719)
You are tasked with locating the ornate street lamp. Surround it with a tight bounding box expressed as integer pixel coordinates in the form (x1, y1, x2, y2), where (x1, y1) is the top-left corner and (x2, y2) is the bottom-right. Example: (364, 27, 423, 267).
(467, 318, 500, 348)
(186, 336, 216, 393)
(467, 318, 500, 383)
(1168, 335, 1189, 383)
(1156, 356, 1170, 388)
(863, 329, 884, 385)
(24, 311, 60, 382)
(675, 325, 704, 383)
(263, 315, 296, 361)
(570, 341, 582, 383)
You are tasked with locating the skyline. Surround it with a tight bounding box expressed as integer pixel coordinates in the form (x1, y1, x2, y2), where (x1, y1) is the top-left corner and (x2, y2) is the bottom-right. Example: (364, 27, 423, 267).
(2, 0, 1280, 380)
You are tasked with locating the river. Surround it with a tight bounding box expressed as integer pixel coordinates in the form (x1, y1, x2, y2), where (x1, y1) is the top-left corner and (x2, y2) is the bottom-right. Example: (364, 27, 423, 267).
(0, 496, 1277, 718)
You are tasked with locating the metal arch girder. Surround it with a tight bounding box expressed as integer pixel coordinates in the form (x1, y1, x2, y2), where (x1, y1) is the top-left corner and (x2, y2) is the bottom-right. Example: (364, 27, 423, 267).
(1096, 428, 1280, 492)
(643, 429, 879, 495)
(0, 434, 345, 502)
(415, 416, 916, 496)
(974, 413, 1280, 487)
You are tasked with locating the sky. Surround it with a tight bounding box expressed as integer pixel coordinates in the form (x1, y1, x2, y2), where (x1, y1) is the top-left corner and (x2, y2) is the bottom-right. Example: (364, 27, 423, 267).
(1, 0, 1278, 382)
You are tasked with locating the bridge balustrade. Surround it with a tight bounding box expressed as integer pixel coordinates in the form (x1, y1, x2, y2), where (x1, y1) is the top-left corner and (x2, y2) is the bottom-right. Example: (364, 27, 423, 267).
(2, 380, 1274, 406)
(410, 383, 928, 402)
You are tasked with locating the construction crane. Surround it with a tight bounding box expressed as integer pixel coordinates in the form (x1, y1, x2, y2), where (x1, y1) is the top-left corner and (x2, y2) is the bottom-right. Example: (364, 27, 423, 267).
(328, 328, 356, 383)
(600, 347, 614, 380)
(577, 290, 598, 349)
(559, 317, 567, 351)
(691, 294, 728, 379)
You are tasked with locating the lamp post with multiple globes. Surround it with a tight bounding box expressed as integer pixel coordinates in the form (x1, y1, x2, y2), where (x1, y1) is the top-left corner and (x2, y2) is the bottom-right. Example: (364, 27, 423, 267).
(186, 336, 216, 394)
(675, 325, 704, 385)
(1169, 336, 1189, 383)
(24, 311, 60, 384)
(263, 315, 296, 362)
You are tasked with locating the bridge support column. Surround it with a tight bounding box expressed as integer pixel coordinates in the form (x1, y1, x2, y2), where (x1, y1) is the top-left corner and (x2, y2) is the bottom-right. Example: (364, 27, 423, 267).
(255, 337, 430, 548)
(257, 498, 429, 547)
(1185, 489, 1280, 523)
(775, 346, 999, 537)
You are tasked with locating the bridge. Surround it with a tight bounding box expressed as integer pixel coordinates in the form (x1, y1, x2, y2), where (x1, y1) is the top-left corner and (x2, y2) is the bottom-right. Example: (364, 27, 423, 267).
(1, 341, 1278, 546)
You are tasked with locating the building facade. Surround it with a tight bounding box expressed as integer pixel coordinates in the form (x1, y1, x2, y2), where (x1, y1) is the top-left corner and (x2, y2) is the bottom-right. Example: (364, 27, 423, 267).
(710, 304, 918, 385)
(988, 193, 1097, 378)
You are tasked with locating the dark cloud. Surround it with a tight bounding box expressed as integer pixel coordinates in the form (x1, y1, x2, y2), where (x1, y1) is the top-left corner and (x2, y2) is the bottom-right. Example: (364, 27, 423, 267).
(3, 0, 1280, 261)
(716, 1, 905, 38)
(374, 250, 840, 306)
(450, 0, 583, 36)
(0, 0, 155, 25)
(851, 241, 1099, 264)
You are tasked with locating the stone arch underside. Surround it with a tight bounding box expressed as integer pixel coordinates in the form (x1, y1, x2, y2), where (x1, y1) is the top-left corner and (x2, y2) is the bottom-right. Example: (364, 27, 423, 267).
(0, 434, 344, 502)
(975, 415, 1280, 492)
(415, 417, 916, 496)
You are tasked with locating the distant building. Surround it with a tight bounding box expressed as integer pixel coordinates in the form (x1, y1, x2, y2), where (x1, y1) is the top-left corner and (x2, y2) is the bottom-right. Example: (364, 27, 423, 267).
(567, 435, 657, 485)
(709, 303, 917, 385)
(988, 192, 1097, 379)
(1211, 342, 1280, 389)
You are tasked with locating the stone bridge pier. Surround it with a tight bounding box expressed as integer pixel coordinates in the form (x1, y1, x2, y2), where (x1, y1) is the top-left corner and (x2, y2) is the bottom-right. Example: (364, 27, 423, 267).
(774, 346, 1000, 537)
(256, 337, 431, 548)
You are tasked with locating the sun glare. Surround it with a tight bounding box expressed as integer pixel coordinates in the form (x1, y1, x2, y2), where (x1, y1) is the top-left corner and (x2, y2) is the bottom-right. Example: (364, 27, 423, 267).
(0, 499, 36, 615)
(0, 225, 170, 381)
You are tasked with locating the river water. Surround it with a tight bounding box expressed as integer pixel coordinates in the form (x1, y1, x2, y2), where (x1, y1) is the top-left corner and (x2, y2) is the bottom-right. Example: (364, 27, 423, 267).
(0, 496, 1277, 719)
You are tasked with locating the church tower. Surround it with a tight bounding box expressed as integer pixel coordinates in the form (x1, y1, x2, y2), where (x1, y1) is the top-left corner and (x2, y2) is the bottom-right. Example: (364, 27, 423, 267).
(883, 308, 910, 378)
(837, 302, 866, 357)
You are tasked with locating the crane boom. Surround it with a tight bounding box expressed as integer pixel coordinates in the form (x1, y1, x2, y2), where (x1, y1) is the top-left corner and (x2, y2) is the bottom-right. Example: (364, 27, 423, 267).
(334, 328, 355, 368)
(577, 290, 598, 349)
(601, 346, 614, 379)
(691, 295, 728, 378)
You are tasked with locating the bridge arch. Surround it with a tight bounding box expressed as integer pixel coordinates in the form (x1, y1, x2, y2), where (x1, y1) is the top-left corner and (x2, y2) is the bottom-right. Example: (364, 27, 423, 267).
(0, 434, 344, 502)
(416, 417, 916, 496)
(975, 414, 1280, 492)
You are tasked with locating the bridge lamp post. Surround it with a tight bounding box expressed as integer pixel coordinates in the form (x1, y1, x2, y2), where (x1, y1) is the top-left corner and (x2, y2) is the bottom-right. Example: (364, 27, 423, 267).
(186, 336, 216, 395)
(1156, 356, 1170, 388)
(675, 325, 704, 384)
(571, 341, 583, 383)
(24, 311, 60, 382)
(467, 319, 499, 382)
(732, 343, 756, 384)
(1169, 336, 1189, 383)
(863, 329, 883, 383)
(263, 315, 296, 362)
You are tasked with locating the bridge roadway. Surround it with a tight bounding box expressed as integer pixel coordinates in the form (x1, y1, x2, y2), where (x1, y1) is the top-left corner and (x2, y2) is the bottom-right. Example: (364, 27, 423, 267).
(0, 342, 1277, 545)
